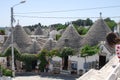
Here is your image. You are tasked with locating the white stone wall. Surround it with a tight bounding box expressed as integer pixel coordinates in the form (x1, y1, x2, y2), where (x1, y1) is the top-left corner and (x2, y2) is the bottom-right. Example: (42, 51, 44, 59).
(0, 57, 7, 68)
(49, 54, 99, 75)
(69, 54, 99, 74)
(0, 35, 4, 43)
(77, 55, 120, 80)
(49, 56, 62, 72)
(100, 44, 115, 61)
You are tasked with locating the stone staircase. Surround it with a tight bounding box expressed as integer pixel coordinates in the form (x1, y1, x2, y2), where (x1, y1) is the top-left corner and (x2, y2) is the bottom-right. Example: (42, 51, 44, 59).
(77, 55, 120, 80)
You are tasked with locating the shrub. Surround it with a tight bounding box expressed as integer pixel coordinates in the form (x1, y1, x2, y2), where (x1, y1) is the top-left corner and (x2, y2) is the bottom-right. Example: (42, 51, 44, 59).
(3, 69, 12, 77)
(38, 49, 48, 72)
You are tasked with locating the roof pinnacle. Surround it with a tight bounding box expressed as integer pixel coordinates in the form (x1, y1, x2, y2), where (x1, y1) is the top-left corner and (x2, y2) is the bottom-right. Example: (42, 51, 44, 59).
(100, 12, 102, 19)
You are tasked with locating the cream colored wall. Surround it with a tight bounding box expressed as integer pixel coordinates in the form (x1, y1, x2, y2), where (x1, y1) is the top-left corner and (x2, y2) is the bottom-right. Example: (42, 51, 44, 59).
(49, 56, 62, 72)
(100, 44, 115, 61)
(49, 54, 99, 75)
(69, 54, 99, 74)
(0, 57, 7, 68)
(77, 55, 120, 80)
(0, 35, 4, 43)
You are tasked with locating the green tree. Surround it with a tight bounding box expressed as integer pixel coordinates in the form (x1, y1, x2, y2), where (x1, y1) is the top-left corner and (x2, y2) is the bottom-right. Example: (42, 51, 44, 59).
(86, 18, 93, 26)
(0, 30, 5, 35)
(4, 47, 38, 71)
(47, 49, 60, 58)
(20, 53, 37, 71)
(38, 49, 48, 72)
(60, 47, 74, 57)
(4, 47, 20, 59)
(56, 34, 61, 41)
(51, 23, 67, 31)
(72, 18, 93, 26)
(80, 44, 99, 57)
(104, 17, 117, 30)
(60, 47, 74, 70)
(76, 27, 89, 35)
(80, 44, 99, 71)
(0, 65, 12, 77)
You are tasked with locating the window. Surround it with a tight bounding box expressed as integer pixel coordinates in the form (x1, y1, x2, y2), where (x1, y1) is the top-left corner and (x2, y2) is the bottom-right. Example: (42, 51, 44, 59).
(71, 61, 77, 70)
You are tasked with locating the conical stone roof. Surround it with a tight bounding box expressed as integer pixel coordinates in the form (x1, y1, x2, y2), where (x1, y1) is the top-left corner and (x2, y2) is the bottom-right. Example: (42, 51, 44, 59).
(3, 24, 32, 53)
(27, 41, 41, 54)
(58, 29, 65, 35)
(42, 38, 56, 51)
(81, 19, 112, 46)
(37, 38, 47, 47)
(23, 27, 31, 35)
(3, 42, 21, 54)
(55, 24, 82, 50)
(34, 26, 43, 35)
(49, 30, 58, 40)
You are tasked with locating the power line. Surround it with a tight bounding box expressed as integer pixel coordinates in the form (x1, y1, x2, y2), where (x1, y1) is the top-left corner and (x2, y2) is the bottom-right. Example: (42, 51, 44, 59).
(14, 15, 100, 19)
(15, 5, 120, 14)
(14, 15, 120, 19)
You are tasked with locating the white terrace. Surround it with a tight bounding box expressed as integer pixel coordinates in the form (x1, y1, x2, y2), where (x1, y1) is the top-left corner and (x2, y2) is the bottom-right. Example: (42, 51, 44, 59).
(77, 55, 120, 80)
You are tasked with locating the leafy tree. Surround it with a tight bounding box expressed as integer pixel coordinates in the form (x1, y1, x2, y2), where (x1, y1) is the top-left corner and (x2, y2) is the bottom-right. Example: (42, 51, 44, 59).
(72, 18, 93, 26)
(4, 47, 38, 71)
(56, 34, 61, 41)
(80, 44, 99, 71)
(76, 27, 89, 35)
(0, 30, 5, 35)
(60, 47, 74, 57)
(20, 53, 38, 71)
(24, 22, 47, 31)
(104, 17, 117, 30)
(0, 65, 12, 77)
(47, 49, 60, 58)
(60, 47, 74, 70)
(38, 49, 48, 72)
(3, 68, 12, 76)
(86, 18, 93, 26)
(80, 44, 99, 57)
(51, 23, 67, 31)
(72, 19, 84, 26)
(4, 47, 20, 59)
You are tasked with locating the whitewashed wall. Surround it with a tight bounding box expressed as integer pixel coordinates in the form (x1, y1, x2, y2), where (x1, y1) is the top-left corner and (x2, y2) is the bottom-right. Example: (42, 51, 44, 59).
(69, 54, 99, 74)
(49, 54, 99, 75)
(77, 55, 120, 80)
(0, 35, 4, 43)
(0, 57, 7, 68)
(100, 44, 115, 61)
(49, 56, 62, 72)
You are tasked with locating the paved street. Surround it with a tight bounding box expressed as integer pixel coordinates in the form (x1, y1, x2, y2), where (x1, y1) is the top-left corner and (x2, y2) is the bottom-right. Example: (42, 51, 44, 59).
(13, 73, 79, 80)
(13, 75, 77, 80)
(14, 75, 63, 80)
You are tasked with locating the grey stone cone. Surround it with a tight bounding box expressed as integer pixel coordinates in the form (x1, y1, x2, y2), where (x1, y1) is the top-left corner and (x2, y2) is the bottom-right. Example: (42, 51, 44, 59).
(27, 41, 41, 54)
(23, 27, 31, 35)
(42, 39, 56, 51)
(55, 24, 82, 50)
(81, 19, 112, 46)
(34, 26, 43, 35)
(2, 24, 32, 53)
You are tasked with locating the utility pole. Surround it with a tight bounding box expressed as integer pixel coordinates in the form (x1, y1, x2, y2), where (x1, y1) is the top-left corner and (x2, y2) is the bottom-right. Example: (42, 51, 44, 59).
(10, 1, 26, 77)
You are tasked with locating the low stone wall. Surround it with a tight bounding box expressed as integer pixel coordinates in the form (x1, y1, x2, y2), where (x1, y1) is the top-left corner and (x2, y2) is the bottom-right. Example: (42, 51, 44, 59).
(77, 55, 120, 80)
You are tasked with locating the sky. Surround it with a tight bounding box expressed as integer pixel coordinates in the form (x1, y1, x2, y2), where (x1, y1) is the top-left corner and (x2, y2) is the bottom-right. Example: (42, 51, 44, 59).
(1, 0, 120, 27)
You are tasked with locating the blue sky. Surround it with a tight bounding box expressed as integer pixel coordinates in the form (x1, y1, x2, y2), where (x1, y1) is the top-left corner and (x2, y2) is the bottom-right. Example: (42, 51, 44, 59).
(1, 0, 120, 27)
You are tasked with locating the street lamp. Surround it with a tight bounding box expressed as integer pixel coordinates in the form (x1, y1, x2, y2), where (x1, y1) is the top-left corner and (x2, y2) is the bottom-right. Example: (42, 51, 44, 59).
(11, 0, 26, 77)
